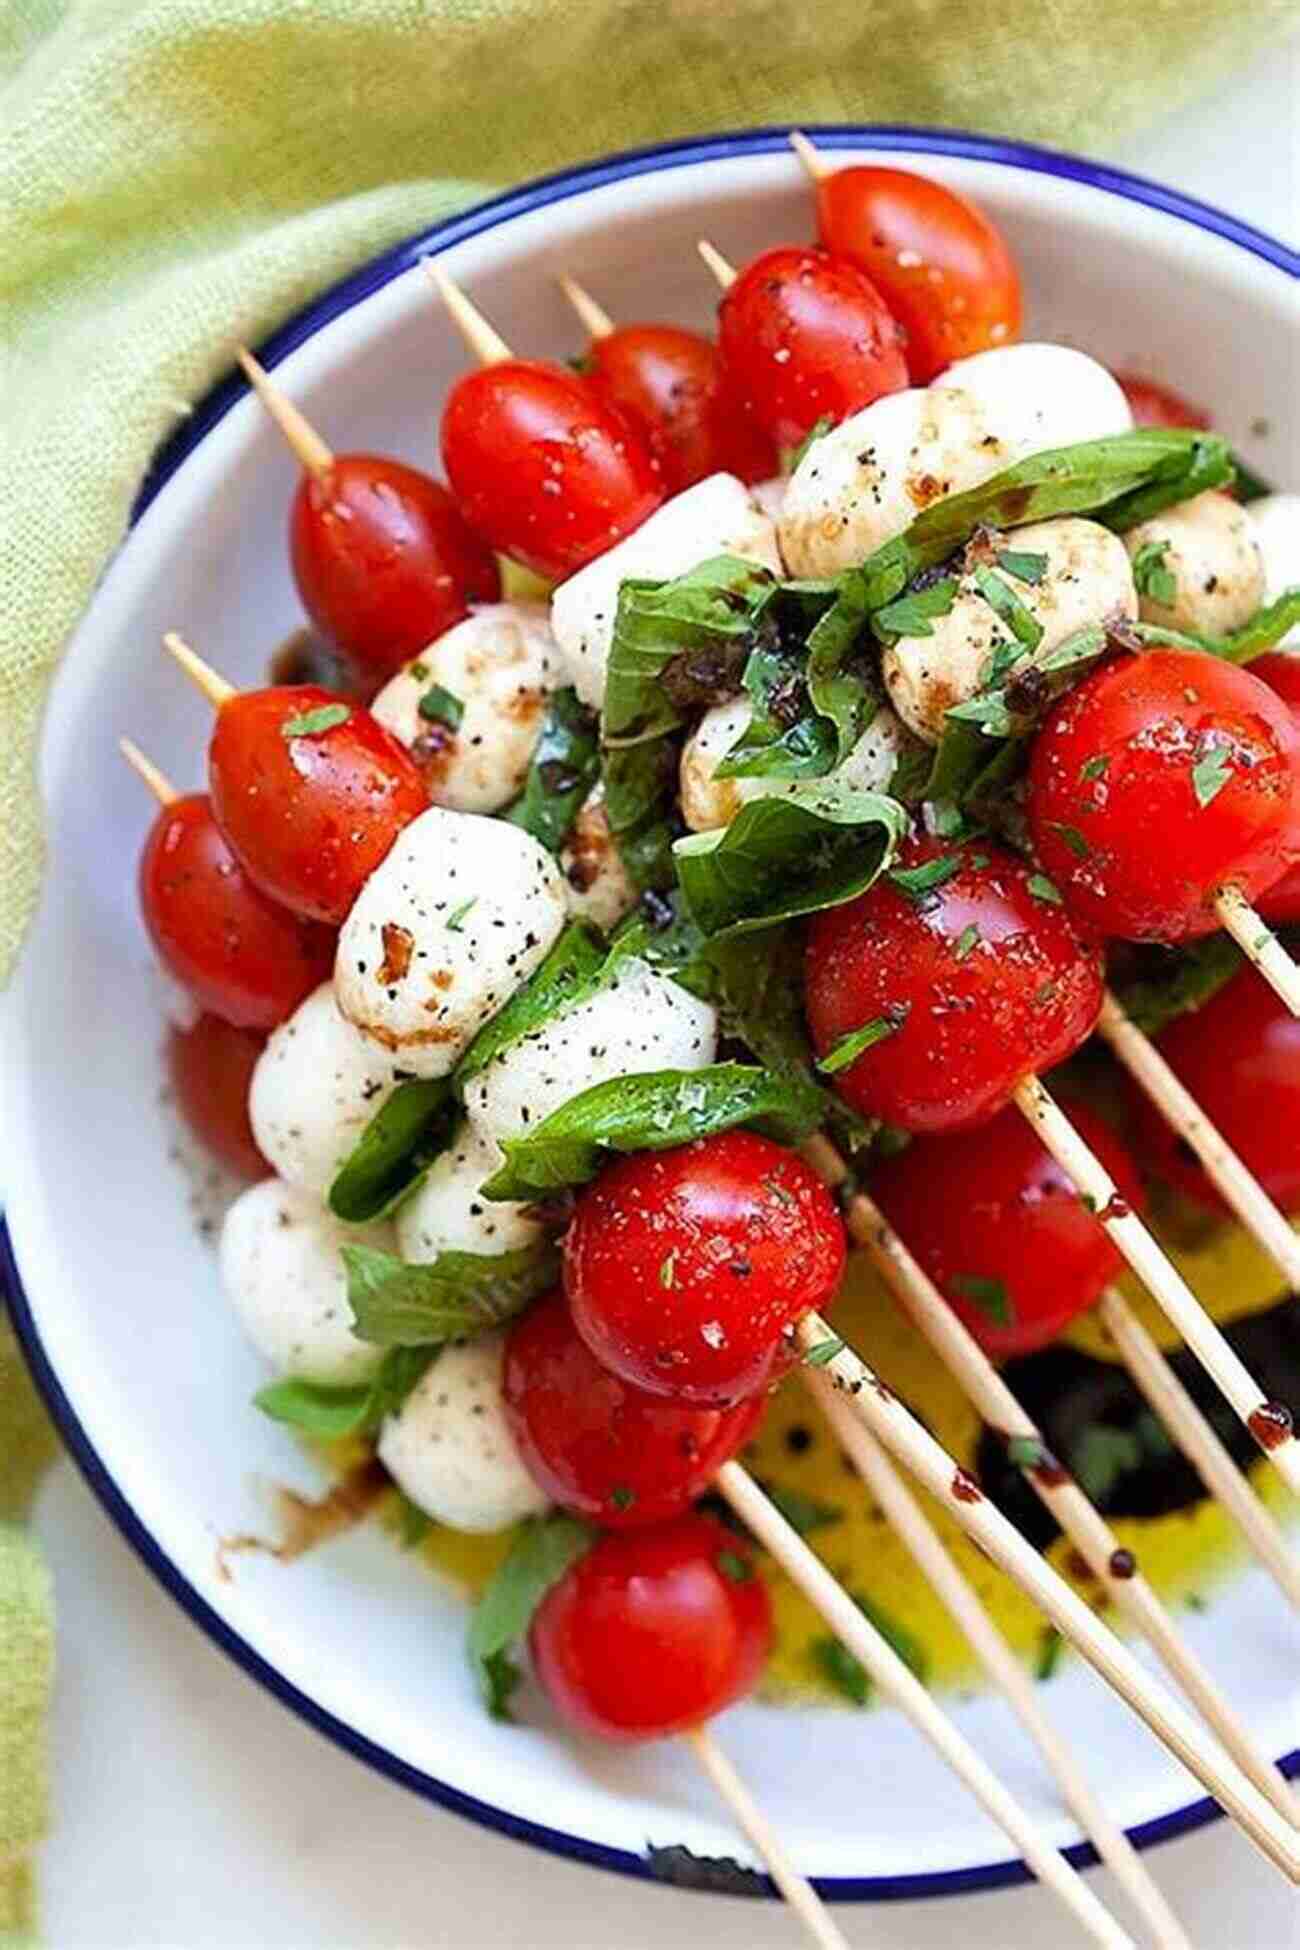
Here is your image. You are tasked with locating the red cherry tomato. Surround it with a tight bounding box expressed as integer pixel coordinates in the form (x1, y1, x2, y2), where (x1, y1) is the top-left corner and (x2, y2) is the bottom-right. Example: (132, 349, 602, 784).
(138, 793, 334, 1029)
(289, 456, 500, 684)
(1114, 374, 1210, 431)
(440, 360, 662, 579)
(166, 1014, 267, 1180)
(582, 325, 777, 493)
(1253, 653, 1300, 923)
(716, 246, 908, 452)
(208, 686, 428, 925)
(529, 1516, 771, 1742)
(1027, 648, 1300, 943)
(813, 167, 1021, 384)
(565, 1130, 845, 1407)
(503, 1293, 764, 1528)
(805, 837, 1105, 1135)
(871, 1103, 1144, 1358)
(1127, 967, 1300, 1216)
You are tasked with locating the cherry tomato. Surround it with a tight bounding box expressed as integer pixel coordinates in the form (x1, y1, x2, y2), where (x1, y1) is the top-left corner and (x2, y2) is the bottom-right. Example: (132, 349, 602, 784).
(166, 1013, 267, 1180)
(1127, 967, 1300, 1215)
(1114, 374, 1210, 431)
(716, 246, 908, 452)
(565, 1131, 845, 1406)
(805, 837, 1104, 1135)
(503, 1293, 764, 1528)
(209, 686, 428, 925)
(1252, 653, 1300, 923)
(871, 1102, 1144, 1358)
(440, 361, 662, 580)
(812, 167, 1021, 384)
(583, 324, 777, 492)
(138, 792, 334, 1028)
(529, 1516, 771, 1742)
(289, 457, 500, 684)
(1027, 648, 1300, 943)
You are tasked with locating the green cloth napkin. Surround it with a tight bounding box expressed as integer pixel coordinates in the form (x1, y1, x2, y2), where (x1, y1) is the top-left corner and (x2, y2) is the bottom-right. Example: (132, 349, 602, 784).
(0, 1324, 56, 1948)
(1, 0, 1295, 1937)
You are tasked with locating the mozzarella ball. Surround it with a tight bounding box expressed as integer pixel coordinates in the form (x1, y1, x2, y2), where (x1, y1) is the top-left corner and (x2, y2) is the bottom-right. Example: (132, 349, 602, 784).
(395, 1121, 543, 1263)
(465, 956, 718, 1149)
(377, 1331, 547, 1533)
(679, 696, 919, 832)
(219, 1179, 388, 1386)
(335, 808, 568, 1079)
(550, 474, 782, 709)
(250, 982, 402, 1196)
(780, 345, 1131, 577)
(749, 475, 788, 526)
(1248, 493, 1300, 646)
(1125, 491, 1264, 636)
(882, 518, 1137, 744)
(559, 784, 639, 932)
(369, 604, 560, 814)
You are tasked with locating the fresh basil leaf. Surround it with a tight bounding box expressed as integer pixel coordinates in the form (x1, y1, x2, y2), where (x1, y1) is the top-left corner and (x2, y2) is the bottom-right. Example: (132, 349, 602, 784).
(603, 556, 779, 745)
(805, 581, 879, 764)
(1036, 1629, 1065, 1681)
(328, 1078, 458, 1223)
(995, 548, 1048, 585)
(503, 688, 600, 853)
(445, 897, 476, 932)
(783, 414, 834, 475)
(871, 576, 960, 641)
(1231, 451, 1272, 504)
(1191, 743, 1235, 808)
(456, 923, 605, 1090)
(1131, 540, 1178, 608)
(890, 854, 963, 900)
(418, 683, 464, 730)
(482, 1064, 826, 1202)
(714, 643, 839, 782)
(674, 781, 907, 938)
(802, 1335, 846, 1367)
(812, 1591, 929, 1704)
(342, 1241, 561, 1348)
(1099, 433, 1234, 531)
(922, 625, 1109, 811)
(951, 1273, 1013, 1328)
(1112, 935, 1243, 1036)
(602, 738, 680, 892)
(281, 702, 351, 739)
(944, 690, 1016, 737)
(817, 1007, 907, 1075)
(612, 895, 714, 994)
(1128, 590, 1300, 665)
(970, 564, 1043, 653)
(468, 1514, 595, 1718)
(253, 1345, 439, 1440)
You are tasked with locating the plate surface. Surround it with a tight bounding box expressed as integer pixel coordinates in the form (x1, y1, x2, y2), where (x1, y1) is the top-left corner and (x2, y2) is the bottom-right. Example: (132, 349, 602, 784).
(4, 127, 1298, 1899)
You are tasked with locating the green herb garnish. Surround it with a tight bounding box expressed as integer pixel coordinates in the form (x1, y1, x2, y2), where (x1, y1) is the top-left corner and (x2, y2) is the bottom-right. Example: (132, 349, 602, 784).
(1191, 743, 1234, 808)
(1131, 540, 1177, 608)
(951, 1273, 1012, 1328)
(817, 1008, 907, 1076)
(281, 702, 351, 739)
(418, 683, 464, 730)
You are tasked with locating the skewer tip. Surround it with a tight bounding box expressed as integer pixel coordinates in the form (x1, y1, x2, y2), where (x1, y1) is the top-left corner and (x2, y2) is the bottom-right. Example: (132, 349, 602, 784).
(118, 737, 178, 807)
(556, 274, 615, 341)
(788, 129, 830, 182)
(697, 238, 738, 292)
(421, 261, 514, 367)
(236, 345, 334, 480)
(163, 632, 237, 711)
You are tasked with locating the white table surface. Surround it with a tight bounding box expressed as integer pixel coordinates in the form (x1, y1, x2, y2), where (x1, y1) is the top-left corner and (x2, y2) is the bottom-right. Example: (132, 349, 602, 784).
(26, 43, 1300, 1950)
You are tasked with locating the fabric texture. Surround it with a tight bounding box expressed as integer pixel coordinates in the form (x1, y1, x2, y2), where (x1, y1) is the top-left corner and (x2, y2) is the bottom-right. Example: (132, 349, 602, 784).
(2, 0, 1297, 1937)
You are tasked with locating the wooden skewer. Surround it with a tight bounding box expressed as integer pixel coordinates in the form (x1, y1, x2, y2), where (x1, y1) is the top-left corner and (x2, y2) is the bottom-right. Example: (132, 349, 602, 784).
(236, 349, 334, 482)
(119, 738, 178, 807)
(1095, 1289, 1300, 1611)
(802, 1138, 1298, 1833)
(163, 633, 235, 709)
(802, 1375, 1193, 1950)
(719, 1465, 1136, 1946)
(697, 238, 739, 293)
(788, 129, 832, 183)
(421, 260, 513, 367)
(1214, 885, 1300, 1018)
(682, 1726, 851, 1950)
(557, 275, 615, 341)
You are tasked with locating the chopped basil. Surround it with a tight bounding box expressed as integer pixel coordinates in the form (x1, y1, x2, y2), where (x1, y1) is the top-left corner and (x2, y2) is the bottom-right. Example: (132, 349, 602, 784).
(805, 579, 880, 764)
(446, 897, 477, 932)
(609, 1485, 637, 1511)
(253, 1345, 439, 1440)
(342, 1240, 561, 1347)
(455, 922, 605, 1089)
(281, 702, 351, 739)
(1079, 755, 1110, 783)
(995, 548, 1048, 585)
(1130, 589, 1300, 666)
(890, 854, 962, 901)
(1051, 822, 1091, 859)
(802, 1336, 845, 1367)
(954, 923, 981, 960)
(944, 690, 1016, 738)
(603, 555, 779, 746)
(658, 1251, 677, 1290)
(481, 1064, 825, 1203)
(1036, 1629, 1065, 1682)
(951, 1273, 1012, 1328)
(817, 1007, 907, 1076)
(468, 1515, 594, 1718)
(1027, 873, 1064, 906)
(1131, 540, 1177, 608)
(811, 1591, 929, 1704)
(714, 641, 839, 783)
(417, 683, 464, 730)
(1191, 743, 1235, 808)
(970, 565, 1044, 654)
(716, 1548, 754, 1584)
(871, 577, 960, 641)
(328, 1078, 458, 1224)
(503, 687, 600, 853)
(1113, 935, 1243, 1035)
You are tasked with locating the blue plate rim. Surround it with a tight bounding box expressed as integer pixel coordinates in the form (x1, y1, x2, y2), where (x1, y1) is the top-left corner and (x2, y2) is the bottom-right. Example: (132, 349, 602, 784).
(9, 120, 1299, 1903)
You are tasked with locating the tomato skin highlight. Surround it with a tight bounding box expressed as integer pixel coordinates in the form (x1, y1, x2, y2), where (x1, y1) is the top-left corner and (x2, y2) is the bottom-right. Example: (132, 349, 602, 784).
(138, 793, 334, 1028)
(805, 837, 1105, 1135)
(1253, 652, 1300, 923)
(564, 1131, 846, 1407)
(1127, 967, 1300, 1216)
(814, 167, 1021, 383)
(440, 360, 663, 579)
(529, 1516, 771, 1742)
(208, 686, 428, 925)
(503, 1293, 764, 1528)
(1027, 649, 1300, 943)
(716, 245, 908, 451)
(583, 324, 777, 493)
(871, 1103, 1143, 1358)
(166, 1013, 267, 1181)
(289, 456, 500, 684)
(1114, 374, 1210, 431)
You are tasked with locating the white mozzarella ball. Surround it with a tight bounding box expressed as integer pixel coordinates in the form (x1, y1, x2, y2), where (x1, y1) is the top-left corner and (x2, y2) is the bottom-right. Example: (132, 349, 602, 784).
(679, 696, 920, 832)
(550, 474, 782, 709)
(749, 475, 788, 526)
(250, 982, 402, 1196)
(395, 1121, 543, 1263)
(335, 808, 568, 1079)
(465, 956, 718, 1149)
(779, 387, 930, 577)
(942, 344, 1132, 465)
(1125, 491, 1264, 636)
(559, 784, 639, 932)
(882, 518, 1137, 744)
(1248, 493, 1300, 646)
(219, 1179, 388, 1386)
(369, 604, 560, 814)
(377, 1331, 547, 1533)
